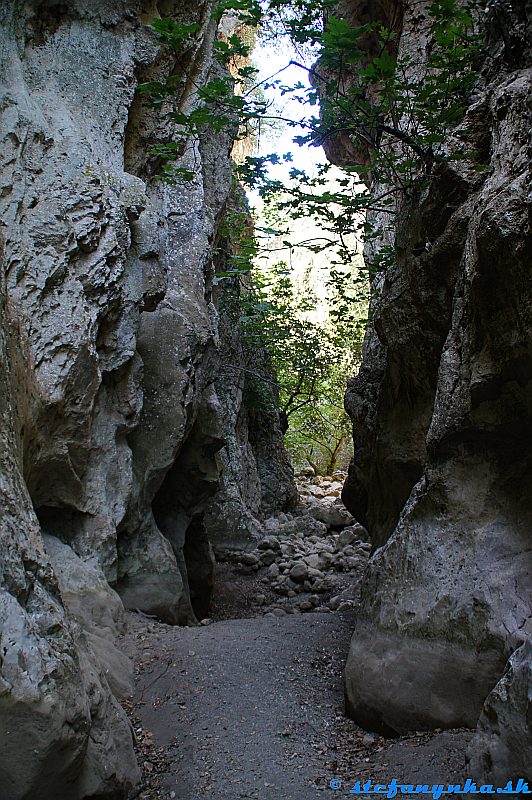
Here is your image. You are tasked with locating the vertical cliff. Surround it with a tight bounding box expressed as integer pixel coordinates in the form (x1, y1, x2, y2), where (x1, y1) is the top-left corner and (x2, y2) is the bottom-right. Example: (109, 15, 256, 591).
(0, 0, 294, 795)
(335, 0, 531, 778)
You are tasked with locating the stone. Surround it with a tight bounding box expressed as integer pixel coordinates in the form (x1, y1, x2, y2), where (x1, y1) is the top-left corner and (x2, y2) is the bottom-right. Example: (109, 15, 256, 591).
(267, 563, 280, 579)
(467, 639, 532, 783)
(308, 567, 325, 579)
(43, 535, 133, 700)
(258, 535, 281, 551)
(289, 563, 309, 583)
(336, 525, 368, 550)
(259, 550, 278, 567)
(344, 624, 506, 735)
(338, 601, 354, 612)
(239, 552, 260, 567)
(116, 571, 183, 626)
(334, 0, 532, 747)
(319, 553, 334, 570)
(308, 486, 327, 498)
(332, 471, 347, 480)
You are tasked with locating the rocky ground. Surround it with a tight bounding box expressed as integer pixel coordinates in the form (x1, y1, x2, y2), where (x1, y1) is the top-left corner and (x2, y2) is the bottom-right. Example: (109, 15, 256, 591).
(122, 474, 474, 800)
(211, 472, 370, 621)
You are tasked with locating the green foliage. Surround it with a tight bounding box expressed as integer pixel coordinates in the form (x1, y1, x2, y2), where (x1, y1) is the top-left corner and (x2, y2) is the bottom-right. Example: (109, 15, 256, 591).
(141, 0, 484, 469)
(143, 0, 482, 281)
(214, 189, 258, 281)
(145, 0, 483, 203)
(240, 240, 366, 473)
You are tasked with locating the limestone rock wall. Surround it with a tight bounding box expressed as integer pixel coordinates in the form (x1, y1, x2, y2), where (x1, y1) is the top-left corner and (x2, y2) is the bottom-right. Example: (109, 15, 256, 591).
(205, 273, 297, 554)
(0, 0, 294, 794)
(0, 235, 139, 799)
(334, 0, 532, 771)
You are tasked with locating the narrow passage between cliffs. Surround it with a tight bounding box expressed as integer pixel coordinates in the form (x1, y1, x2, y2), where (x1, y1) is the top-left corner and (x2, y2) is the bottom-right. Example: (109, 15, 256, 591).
(122, 471, 473, 800)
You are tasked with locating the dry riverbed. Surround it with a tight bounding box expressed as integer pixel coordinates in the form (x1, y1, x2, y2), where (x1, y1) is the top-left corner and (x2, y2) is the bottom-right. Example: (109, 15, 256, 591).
(122, 609, 472, 800)
(121, 475, 474, 799)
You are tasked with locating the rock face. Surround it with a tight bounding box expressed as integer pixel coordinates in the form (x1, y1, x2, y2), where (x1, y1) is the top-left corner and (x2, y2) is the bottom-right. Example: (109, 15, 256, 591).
(0, 241, 139, 798)
(467, 639, 532, 784)
(335, 0, 532, 750)
(0, 0, 294, 795)
(204, 275, 297, 553)
(0, 0, 293, 619)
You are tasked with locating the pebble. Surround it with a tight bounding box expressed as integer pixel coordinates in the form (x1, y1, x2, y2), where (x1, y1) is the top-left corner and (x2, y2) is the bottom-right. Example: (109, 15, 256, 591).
(259, 550, 277, 566)
(289, 562, 309, 583)
(338, 601, 354, 612)
(328, 596, 341, 611)
(267, 564, 279, 579)
(240, 552, 259, 567)
(222, 471, 371, 617)
(257, 536, 280, 551)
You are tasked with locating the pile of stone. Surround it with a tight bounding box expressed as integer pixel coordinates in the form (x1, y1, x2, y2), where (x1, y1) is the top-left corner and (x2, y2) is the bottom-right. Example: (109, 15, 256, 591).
(221, 471, 371, 617)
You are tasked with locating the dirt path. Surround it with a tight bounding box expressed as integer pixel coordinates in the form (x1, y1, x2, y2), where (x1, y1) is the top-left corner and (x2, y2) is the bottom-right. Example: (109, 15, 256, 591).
(123, 609, 473, 800)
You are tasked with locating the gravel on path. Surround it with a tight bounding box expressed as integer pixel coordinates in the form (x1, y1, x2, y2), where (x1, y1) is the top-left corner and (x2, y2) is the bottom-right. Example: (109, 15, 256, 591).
(122, 610, 473, 800)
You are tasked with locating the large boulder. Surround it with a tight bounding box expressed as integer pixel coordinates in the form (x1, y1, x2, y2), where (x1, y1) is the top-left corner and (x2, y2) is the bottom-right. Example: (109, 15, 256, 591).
(42, 534, 134, 699)
(467, 639, 532, 784)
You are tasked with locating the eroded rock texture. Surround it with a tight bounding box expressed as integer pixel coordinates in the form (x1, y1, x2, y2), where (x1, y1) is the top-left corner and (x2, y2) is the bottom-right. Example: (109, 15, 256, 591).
(467, 638, 532, 783)
(0, 242, 139, 799)
(0, 0, 293, 795)
(337, 0, 532, 758)
(205, 273, 297, 553)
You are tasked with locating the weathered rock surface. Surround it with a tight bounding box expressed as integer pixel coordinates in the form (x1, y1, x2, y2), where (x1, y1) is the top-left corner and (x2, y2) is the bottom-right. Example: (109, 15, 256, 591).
(1, 239, 138, 798)
(0, 0, 295, 794)
(0, 0, 293, 628)
(204, 274, 297, 553)
(42, 533, 134, 700)
(333, 0, 532, 752)
(212, 472, 371, 618)
(467, 638, 532, 784)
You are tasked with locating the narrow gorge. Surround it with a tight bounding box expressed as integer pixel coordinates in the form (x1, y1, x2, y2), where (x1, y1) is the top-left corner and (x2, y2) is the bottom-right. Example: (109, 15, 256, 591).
(0, 1, 530, 799)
